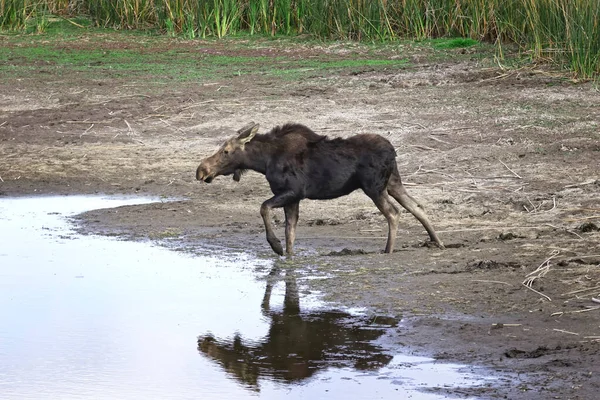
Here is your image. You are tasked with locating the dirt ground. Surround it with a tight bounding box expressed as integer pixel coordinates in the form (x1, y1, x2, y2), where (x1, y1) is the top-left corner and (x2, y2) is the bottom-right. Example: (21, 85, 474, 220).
(1, 34, 599, 399)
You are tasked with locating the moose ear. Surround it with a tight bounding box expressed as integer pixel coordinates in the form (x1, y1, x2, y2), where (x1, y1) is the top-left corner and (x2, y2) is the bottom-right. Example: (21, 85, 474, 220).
(237, 122, 259, 145)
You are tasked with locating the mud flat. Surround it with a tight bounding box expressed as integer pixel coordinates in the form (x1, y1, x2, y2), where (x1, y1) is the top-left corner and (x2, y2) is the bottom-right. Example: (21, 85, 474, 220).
(1, 34, 599, 399)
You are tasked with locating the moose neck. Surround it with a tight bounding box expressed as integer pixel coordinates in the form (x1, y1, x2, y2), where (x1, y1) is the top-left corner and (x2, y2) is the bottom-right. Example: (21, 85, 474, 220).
(239, 135, 278, 175)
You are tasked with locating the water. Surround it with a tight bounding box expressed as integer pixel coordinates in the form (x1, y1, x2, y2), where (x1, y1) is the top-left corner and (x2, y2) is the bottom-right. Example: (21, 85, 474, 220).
(0, 196, 498, 399)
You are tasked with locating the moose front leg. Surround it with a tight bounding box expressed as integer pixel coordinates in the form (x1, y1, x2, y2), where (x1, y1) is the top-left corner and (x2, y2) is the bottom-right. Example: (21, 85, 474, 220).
(284, 202, 300, 256)
(260, 192, 299, 256)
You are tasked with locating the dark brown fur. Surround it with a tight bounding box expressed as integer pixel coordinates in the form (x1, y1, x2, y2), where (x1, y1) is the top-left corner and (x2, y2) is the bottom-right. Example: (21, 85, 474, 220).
(197, 123, 444, 255)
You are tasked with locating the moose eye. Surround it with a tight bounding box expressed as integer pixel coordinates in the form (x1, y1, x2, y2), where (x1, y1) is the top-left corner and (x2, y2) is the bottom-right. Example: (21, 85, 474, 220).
(223, 150, 229, 155)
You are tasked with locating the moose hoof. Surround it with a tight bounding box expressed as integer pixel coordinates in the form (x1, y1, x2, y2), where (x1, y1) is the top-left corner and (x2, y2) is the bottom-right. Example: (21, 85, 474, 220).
(267, 239, 284, 256)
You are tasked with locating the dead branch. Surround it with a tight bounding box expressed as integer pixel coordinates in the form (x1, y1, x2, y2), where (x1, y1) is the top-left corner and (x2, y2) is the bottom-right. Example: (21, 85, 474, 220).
(430, 126, 473, 133)
(407, 144, 437, 151)
(565, 230, 584, 239)
(64, 120, 118, 124)
(564, 179, 597, 188)
(499, 159, 522, 179)
(522, 250, 560, 301)
(562, 285, 600, 296)
(428, 135, 451, 145)
(553, 328, 579, 335)
(525, 250, 560, 279)
(522, 283, 552, 301)
(86, 94, 151, 106)
(179, 99, 215, 111)
(411, 167, 456, 180)
(437, 226, 542, 233)
(563, 215, 600, 222)
(159, 119, 186, 134)
(124, 119, 135, 135)
(472, 279, 512, 286)
(551, 307, 600, 316)
(80, 124, 94, 138)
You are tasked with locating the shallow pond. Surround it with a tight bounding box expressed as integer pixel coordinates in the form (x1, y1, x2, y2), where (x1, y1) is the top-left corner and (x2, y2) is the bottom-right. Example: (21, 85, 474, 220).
(0, 196, 498, 399)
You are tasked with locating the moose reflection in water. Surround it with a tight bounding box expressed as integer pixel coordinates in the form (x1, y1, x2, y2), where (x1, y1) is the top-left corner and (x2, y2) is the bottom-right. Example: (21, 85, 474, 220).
(197, 265, 397, 390)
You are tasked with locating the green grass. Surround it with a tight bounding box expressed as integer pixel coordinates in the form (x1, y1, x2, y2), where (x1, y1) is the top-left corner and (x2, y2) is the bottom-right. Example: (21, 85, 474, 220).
(431, 38, 479, 49)
(0, 31, 410, 83)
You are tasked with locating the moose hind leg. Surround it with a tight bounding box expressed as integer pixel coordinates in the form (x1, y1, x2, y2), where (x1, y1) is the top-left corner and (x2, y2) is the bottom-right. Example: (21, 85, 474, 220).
(387, 177, 445, 249)
(370, 191, 400, 253)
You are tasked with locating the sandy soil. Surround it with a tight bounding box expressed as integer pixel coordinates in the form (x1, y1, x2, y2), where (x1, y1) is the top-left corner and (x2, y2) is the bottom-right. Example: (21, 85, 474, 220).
(1, 35, 599, 399)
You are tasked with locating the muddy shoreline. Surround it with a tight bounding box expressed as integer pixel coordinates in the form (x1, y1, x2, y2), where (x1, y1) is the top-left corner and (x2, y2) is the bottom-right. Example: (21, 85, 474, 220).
(2, 35, 599, 398)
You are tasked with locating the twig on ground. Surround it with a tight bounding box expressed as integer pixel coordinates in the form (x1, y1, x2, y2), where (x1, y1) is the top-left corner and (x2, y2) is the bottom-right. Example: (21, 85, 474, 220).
(564, 215, 600, 222)
(124, 120, 135, 135)
(407, 144, 437, 151)
(179, 99, 215, 111)
(466, 175, 523, 180)
(430, 127, 473, 133)
(80, 124, 94, 138)
(438, 226, 542, 233)
(562, 285, 600, 296)
(522, 250, 560, 301)
(412, 168, 456, 180)
(564, 179, 597, 188)
(552, 306, 600, 316)
(86, 94, 151, 106)
(65, 120, 116, 124)
(592, 298, 600, 304)
(553, 328, 579, 336)
(0, 175, 3, 182)
(428, 135, 451, 145)
(522, 284, 552, 301)
(567, 255, 600, 259)
(566, 229, 584, 239)
(546, 196, 557, 212)
(526, 197, 537, 213)
(160, 119, 186, 134)
(499, 159, 522, 179)
(525, 250, 560, 279)
(0, 121, 7, 127)
(472, 280, 512, 286)
(398, 121, 426, 129)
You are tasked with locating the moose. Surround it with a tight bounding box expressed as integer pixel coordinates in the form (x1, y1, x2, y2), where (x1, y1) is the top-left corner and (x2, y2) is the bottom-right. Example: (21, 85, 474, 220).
(196, 122, 444, 256)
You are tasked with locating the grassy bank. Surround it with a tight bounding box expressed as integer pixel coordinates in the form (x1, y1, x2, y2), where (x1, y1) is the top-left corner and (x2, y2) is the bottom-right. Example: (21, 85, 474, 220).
(1, 0, 599, 78)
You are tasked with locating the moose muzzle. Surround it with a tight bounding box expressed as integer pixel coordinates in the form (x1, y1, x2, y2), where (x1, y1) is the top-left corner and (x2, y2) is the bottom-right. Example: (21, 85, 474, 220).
(196, 165, 214, 183)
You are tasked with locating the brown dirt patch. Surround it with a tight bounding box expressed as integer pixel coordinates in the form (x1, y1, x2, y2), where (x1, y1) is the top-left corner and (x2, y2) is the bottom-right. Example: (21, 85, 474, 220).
(1, 35, 599, 399)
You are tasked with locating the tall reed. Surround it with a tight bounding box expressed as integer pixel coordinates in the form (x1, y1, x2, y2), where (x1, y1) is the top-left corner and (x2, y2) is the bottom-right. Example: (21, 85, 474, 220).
(2, 0, 599, 78)
(1, 0, 41, 29)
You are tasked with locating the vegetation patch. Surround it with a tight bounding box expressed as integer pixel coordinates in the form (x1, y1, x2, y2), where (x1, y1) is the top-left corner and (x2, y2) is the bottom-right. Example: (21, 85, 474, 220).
(2, 1, 599, 79)
(431, 38, 479, 49)
(0, 31, 410, 83)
